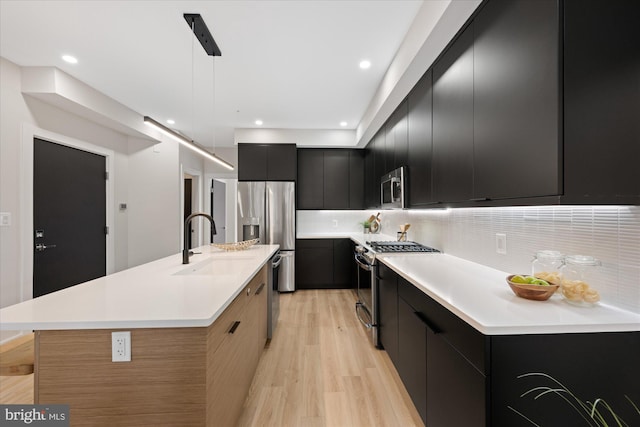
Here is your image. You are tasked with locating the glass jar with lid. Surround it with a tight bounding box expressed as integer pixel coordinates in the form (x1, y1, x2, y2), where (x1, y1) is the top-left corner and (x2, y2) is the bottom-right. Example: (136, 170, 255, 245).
(559, 255, 602, 306)
(531, 250, 564, 285)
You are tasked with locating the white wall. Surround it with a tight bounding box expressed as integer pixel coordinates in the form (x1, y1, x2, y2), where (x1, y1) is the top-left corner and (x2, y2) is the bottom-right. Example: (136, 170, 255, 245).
(298, 207, 640, 313)
(0, 57, 185, 342)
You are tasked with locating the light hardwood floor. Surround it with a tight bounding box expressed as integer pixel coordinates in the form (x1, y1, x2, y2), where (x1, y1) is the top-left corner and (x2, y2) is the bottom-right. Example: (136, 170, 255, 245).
(0, 289, 422, 427)
(238, 289, 423, 427)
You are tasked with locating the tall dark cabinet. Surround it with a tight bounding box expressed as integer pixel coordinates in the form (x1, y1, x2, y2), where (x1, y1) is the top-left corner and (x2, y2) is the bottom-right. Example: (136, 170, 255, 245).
(407, 70, 434, 207)
(473, 0, 560, 200)
(563, 0, 640, 204)
(432, 22, 475, 203)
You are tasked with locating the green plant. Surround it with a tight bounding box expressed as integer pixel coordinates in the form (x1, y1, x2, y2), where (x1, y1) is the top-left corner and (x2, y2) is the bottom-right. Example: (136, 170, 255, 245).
(361, 220, 371, 228)
(509, 372, 639, 427)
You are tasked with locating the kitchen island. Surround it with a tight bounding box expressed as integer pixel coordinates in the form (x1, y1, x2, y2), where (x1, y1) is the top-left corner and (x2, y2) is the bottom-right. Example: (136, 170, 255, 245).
(0, 244, 279, 426)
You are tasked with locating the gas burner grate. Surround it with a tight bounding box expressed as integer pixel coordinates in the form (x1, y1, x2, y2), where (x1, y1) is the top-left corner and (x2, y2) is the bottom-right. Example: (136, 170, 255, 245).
(366, 241, 441, 253)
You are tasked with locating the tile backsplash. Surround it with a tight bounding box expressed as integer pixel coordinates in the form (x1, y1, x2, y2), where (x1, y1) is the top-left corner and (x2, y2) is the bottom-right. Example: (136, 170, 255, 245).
(297, 206, 640, 313)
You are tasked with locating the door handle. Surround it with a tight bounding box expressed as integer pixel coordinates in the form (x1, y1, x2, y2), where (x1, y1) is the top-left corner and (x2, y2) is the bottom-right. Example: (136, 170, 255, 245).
(35, 243, 57, 252)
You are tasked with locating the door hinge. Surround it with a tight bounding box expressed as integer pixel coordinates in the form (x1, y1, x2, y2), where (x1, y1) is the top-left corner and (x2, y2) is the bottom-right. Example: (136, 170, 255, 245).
(104, 226, 109, 235)
(105, 171, 109, 180)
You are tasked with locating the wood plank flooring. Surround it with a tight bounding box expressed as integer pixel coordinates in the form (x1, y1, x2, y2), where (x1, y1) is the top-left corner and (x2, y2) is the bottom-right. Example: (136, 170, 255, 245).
(0, 289, 422, 427)
(238, 289, 423, 427)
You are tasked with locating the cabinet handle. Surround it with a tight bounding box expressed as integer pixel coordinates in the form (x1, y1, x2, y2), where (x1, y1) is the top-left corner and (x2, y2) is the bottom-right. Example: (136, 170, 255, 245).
(228, 321, 241, 334)
(469, 197, 490, 202)
(413, 311, 441, 334)
(255, 283, 265, 295)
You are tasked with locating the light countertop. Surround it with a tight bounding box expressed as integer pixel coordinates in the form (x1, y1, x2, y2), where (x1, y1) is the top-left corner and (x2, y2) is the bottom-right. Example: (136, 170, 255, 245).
(0, 244, 279, 331)
(380, 254, 640, 335)
(298, 231, 640, 335)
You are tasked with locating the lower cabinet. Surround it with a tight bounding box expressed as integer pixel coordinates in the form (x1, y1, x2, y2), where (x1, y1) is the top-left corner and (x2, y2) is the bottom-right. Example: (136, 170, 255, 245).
(380, 264, 639, 427)
(296, 238, 355, 289)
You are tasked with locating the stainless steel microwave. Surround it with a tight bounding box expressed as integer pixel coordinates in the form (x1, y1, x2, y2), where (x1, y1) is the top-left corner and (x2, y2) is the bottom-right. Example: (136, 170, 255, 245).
(380, 167, 406, 209)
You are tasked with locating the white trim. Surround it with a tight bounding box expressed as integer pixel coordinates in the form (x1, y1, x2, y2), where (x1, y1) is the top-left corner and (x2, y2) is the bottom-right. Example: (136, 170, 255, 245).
(20, 123, 115, 303)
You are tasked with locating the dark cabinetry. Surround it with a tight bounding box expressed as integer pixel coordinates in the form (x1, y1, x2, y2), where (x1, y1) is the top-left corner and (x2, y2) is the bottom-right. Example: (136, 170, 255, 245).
(432, 22, 475, 203)
(297, 149, 364, 210)
(377, 263, 398, 365)
(386, 101, 408, 171)
(407, 71, 434, 207)
(378, 262, 640, 427)
(295, 239, 355, 289)
(238, 143, 296, 181)
(473, 0, 560, 199)
(563, 0, 640, 203)
(396, 275, 486, 426)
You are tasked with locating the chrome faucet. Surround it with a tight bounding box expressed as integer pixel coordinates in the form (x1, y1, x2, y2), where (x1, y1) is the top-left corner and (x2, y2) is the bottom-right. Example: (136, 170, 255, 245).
(183, 212, 217, 264)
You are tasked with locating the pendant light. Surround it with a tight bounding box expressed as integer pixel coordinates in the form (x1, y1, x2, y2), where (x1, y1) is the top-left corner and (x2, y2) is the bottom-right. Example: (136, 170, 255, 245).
(144, 13, 233, 171)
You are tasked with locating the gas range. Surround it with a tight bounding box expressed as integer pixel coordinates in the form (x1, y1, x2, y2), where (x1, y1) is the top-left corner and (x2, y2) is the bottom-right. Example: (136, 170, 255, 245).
(366, 241, 441, 254)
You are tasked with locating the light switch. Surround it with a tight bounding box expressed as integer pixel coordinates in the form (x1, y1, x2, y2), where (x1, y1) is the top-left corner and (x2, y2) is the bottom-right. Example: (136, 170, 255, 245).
(0, 212, 11, 227)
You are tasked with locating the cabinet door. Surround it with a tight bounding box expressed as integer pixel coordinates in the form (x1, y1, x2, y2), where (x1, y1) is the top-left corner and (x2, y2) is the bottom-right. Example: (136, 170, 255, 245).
(407, 70, 434, 207)
(392, 101, 408, 169)
(297, 149, 324, 210)
(267, 144, 297, 181)
(427, 327, 486, 427)
(295, 239, 333, 289)
(332, 239, 353, 288)
(398, 296, 427, 425)
(377, 263, 399, 366)
(364, 145, 376, 208)
(238, 144, 268, 181)
(323, 149, 349, 209)
(373, 129, 386, 186)
(433, 23, 475, 203)
(473, 0, 560, 199)
(563, 0, 640, 203)
(349, 150, 364, 209)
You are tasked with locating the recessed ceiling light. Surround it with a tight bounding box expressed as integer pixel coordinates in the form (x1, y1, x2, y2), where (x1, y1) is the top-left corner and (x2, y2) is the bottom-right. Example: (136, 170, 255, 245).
(359, 60, 371, 70)
(340, 121, 348, 127)
(166, 119, 175, 125)
(255, 120, 263, 126)
(62, 55, 78, 64)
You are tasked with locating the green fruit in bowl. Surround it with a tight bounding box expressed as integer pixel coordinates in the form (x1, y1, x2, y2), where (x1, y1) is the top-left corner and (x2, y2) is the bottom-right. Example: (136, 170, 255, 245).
(511, 275, 527, 284)
(530, 278, 550, 286)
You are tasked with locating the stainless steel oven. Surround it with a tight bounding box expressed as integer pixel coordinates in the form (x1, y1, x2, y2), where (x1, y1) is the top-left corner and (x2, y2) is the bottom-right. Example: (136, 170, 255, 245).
(354, 241, 440, 348)
(355, 247, 379, 348)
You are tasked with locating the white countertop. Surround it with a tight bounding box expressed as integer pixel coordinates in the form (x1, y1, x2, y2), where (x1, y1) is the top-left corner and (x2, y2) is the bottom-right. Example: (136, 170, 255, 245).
(0, 244, 279, 331)
(298, 231, 640, 335)
(380, 254, 640, 335)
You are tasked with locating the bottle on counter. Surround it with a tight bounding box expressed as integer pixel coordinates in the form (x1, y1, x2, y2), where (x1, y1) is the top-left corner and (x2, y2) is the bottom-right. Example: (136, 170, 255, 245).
(531, 250, 564, 285)
(559, 255, 601, 306)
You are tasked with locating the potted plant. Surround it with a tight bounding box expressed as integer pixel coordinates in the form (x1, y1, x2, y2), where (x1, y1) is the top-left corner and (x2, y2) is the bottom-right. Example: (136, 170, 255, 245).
(361, 220, 371, 234)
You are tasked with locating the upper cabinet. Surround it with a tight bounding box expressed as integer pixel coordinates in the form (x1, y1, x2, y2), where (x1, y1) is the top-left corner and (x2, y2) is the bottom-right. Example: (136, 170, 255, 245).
(238, 143, 297, 181)
(563, 0, 640, 204)
(473, 0, 560, 200)
(432, 22, 475, 203)
(407, 71, 434, 207)
(297, 149, 364, 210)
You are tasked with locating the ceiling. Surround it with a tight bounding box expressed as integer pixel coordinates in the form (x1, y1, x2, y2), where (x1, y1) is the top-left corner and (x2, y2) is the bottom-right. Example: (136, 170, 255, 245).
(0, 0, 427, 148)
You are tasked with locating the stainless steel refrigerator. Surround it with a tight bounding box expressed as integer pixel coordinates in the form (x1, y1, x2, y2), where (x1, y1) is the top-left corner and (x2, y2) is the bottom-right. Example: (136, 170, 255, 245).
(237, 181, 295, 292)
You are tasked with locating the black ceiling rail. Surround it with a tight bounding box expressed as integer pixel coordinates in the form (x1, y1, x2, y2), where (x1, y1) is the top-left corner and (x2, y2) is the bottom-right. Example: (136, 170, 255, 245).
(183, 13, 222, 57)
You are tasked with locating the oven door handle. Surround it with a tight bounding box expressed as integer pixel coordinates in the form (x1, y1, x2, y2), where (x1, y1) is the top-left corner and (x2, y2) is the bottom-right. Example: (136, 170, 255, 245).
(354, 254, 372, 271)
(355, 302, 374, 329)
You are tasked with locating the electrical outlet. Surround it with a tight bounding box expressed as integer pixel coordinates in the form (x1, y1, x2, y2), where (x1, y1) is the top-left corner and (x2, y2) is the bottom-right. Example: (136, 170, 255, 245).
(112, 331, 131, 362)
(496, 233, 507, 255)
(332, 220, 338, 228)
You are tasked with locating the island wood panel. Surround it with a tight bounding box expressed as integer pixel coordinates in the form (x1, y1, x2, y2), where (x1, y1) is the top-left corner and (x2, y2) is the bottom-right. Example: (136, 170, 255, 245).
(206, 265, 268, 427)
(34, 265, 270, 427)
(35, 327, 207, 426)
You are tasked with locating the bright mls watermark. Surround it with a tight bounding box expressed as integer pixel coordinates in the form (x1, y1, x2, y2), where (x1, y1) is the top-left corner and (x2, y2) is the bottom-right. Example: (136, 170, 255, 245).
(1, 405, 69, 426)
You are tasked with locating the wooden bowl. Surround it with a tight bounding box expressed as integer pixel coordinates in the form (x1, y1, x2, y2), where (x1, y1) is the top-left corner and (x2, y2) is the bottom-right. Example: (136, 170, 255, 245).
(506, 274, 559, 301)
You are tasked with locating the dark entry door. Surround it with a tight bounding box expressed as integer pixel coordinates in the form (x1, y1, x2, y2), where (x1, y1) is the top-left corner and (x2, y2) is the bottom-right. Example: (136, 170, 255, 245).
(33, 138, 106, 297)
(184, 178, 193, 249)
